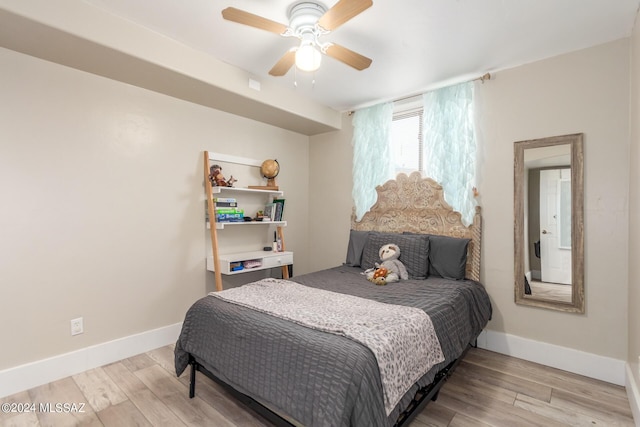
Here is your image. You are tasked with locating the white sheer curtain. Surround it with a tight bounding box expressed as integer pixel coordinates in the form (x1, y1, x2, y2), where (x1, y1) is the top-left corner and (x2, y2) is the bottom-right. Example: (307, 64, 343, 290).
(351, 102, 394, 221)
(423, 81, 477, 225)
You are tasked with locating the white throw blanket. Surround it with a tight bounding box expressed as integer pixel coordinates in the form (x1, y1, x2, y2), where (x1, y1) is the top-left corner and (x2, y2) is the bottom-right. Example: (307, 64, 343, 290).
(209, 278, 445, 415)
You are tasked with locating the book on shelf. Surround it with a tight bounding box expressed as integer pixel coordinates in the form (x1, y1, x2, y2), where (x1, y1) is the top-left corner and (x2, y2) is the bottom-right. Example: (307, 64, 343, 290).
(214, 201, 237, 208)
(213, 197, 237, 209)
(216, 213, 244, 222)
(215, 207, 243, 213)
(264, 203, 276, 221)
(215, 208, 244, 222)
(205, 199, 238, 217)
(273, 198, 285, 221)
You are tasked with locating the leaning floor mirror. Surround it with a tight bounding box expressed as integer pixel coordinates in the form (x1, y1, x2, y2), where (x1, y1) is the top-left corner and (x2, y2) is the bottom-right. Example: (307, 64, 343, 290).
(514, 133, 584, 313)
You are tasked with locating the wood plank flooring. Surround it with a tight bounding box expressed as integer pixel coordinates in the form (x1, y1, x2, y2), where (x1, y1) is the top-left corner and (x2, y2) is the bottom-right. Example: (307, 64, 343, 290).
(0, 346, 634, 426)
(529, 280, 572, 303)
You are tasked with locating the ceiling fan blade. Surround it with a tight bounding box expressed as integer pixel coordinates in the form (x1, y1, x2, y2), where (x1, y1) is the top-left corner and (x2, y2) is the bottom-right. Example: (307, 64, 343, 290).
(221, 7, 288, 35)
(325, 43, 372, 70)
(318, 0, 373, 32)
(269, 50, 296, 76)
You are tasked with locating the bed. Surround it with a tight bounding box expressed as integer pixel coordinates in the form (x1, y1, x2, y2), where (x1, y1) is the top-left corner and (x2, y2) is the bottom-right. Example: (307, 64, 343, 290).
(175, 172, 492, 427)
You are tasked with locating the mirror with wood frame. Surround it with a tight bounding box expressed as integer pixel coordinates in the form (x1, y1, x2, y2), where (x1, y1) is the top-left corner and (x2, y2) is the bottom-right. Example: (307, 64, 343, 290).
(514, 133, 584, 313)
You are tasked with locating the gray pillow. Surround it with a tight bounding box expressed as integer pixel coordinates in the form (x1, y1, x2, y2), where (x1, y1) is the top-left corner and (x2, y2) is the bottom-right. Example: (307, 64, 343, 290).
(344, 230, 371, 267)
(428, 235, 470, 280)
(361, 232, 430, 279)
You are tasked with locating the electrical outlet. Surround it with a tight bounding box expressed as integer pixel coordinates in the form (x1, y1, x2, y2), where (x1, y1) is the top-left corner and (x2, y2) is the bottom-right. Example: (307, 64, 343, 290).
(70, 317, 83, 336)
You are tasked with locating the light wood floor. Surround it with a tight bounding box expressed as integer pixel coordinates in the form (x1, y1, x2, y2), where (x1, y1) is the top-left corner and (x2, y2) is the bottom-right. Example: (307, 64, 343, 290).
(0, 345, 634, 427)
(529, 280, 572, 303)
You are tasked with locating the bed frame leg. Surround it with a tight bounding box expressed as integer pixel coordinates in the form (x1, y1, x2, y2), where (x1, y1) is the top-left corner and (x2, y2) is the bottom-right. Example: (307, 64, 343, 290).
(189, 356, 196, 398)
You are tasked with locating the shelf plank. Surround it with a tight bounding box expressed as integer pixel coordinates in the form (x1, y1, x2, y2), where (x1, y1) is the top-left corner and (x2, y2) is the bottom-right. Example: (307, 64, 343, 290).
(217, 220, 287, 229)
(206, 221, 287, 229)
(207, 152, 262, 167)
(211, 186, 283, 197)
(206, 251, 293, 275)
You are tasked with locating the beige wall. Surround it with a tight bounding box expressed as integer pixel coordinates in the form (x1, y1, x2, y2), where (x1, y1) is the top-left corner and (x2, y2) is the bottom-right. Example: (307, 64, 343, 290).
(0, 47, 311, 370)
(628, 13, 640, 387)
(308, 114, 354, 272)
(310, 39, 631, 361)
(0, 0, 342, 135)
(480, 39, 630, 359)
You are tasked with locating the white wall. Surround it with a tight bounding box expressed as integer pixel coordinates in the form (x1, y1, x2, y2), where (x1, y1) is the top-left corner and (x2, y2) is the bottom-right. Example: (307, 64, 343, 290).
(0, 47, 310, 371)
(310, 39, 631, 363)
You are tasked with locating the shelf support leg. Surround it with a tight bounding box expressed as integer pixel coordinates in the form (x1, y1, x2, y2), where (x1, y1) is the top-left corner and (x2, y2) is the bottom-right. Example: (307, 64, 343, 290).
(277, 226, 289, 279)
(204, 151, 224, 291)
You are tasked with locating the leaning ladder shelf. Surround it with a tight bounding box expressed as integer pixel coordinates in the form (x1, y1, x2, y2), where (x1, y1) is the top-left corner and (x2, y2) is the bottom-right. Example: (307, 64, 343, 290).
(204, 151, 291, 291)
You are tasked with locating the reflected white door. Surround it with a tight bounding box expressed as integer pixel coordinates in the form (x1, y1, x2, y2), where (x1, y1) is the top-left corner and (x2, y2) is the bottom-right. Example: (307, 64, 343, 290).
(539, 169, 572, 284)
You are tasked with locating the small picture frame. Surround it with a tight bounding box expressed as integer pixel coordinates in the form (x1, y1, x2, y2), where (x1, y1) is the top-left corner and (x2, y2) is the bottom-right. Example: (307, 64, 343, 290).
(264, 203, 276, 221)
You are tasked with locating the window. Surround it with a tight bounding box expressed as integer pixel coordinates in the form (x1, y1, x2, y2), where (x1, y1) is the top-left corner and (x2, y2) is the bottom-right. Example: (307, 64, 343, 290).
(391, 104, 423, 176)
(354, 83, 477, 225)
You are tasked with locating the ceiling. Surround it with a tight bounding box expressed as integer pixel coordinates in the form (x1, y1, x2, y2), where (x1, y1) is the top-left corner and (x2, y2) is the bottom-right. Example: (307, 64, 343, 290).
(82, 0, 639, 112)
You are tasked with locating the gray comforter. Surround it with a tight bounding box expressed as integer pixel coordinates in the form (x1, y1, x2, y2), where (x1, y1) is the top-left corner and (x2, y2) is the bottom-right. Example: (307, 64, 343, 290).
(175, 266, 492, 427)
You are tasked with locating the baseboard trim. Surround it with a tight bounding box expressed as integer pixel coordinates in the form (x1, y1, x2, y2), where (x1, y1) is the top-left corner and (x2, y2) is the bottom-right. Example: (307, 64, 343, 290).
(476, 329, 626, 386)
(626, 364, 640, 426)
(1, 326, 629, 406)
(0, 322, 183, 398)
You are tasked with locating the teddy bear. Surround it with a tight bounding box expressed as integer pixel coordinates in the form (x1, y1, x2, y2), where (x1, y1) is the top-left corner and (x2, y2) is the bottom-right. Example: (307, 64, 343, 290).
(209, 164, 227, 187)
(364, 243, 409, 285)
(209, 164, 236, 187)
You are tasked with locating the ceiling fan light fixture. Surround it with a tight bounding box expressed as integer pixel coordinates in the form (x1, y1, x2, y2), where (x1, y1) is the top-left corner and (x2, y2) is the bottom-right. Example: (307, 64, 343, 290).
(222, 0, 373, 76)
(295, 42, 322, 72)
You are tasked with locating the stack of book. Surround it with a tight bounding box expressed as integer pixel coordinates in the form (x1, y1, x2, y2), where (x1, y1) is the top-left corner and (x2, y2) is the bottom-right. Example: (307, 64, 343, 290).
(264, 199, 285, 222)
(213, 197, 244, 223)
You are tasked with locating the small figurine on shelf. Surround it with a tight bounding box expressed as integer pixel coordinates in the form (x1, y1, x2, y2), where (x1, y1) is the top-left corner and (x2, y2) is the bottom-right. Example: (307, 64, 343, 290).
(209, 164, 237, 187)
(209, 164, 226, 187)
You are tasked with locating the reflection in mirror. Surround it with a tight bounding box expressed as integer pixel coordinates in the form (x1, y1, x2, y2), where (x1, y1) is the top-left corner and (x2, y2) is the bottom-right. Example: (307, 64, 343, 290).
(526, 147, 571, 301)
(514, 134, 584, 313)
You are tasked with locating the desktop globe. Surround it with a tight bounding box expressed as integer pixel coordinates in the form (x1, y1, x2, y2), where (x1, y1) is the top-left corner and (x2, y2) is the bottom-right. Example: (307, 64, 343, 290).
(260, 159, 279, 189)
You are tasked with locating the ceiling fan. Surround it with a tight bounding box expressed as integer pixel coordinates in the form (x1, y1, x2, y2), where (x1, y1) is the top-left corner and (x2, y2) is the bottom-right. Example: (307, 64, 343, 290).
(221, 0, 373, 76)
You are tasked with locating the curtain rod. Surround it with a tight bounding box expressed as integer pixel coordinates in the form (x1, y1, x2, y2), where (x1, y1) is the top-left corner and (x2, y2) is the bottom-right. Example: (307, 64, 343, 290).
(347, 72, 491, 116)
